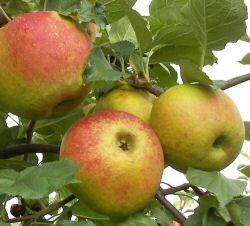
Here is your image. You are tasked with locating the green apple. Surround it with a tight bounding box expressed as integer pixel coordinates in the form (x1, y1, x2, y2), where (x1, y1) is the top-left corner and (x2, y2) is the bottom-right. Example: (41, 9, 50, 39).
(60, 111, 164, 218)
(94, 85, 156, 123)
(150, 84, 245, 172)
(0, 11, 93, 119)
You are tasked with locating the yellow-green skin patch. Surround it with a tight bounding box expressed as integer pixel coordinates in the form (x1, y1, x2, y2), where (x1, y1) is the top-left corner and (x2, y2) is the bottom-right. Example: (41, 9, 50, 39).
(94, 85, 156, 123)
(150, 84, 245, 172)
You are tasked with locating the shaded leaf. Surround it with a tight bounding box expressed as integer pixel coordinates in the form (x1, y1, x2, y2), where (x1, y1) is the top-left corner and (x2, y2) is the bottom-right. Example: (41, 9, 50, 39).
(4, 0, 37, 17)
(110, 41, 135, 60)
(244, 122, 250, 141)
(117, 213, 157, 226)
(147, 199, 174, 226)
(86, 47, 129, 83)
(232, 196, 250, 226)
(240, 53, 250, 65)
(0, 159, 34, 171)
(0, 125, 20, 148)
(198, 195, 220, 213)
(179, 60, 213, 85)
(149, 63, 178, 89)
(34, 103, 86, 144)
(184, 211, 227, 226)
(227, 201, 244, 226)
(241, 33, 250, 43)
(238, 164, 250, 178)
(72, 201, 109, 220)
(0, 160, 80, 199)
(129, 52, 145, 74)
(0, 221, 11, 226)
(186, 168, 247, 206)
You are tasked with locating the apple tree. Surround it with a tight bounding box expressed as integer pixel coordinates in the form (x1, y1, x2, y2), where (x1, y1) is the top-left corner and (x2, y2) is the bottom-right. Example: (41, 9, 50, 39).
(0, 0, 250, 225)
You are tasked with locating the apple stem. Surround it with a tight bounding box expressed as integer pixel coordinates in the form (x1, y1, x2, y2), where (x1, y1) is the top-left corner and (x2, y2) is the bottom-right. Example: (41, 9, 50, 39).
(127, 77, 164, 96)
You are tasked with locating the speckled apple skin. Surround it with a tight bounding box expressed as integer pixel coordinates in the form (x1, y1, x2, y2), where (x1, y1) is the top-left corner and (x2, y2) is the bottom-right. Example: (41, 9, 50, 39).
(94, 85, 156, 123)
(60, 111, 164, 218)
(151, 84, 245, 172)
(0, 11, 92, 119)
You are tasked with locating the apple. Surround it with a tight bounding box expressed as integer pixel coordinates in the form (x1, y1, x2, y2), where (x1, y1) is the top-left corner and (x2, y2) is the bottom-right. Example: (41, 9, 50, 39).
(172, 221, 180, 226)
(0, 11, 93, 119)
(150, 83, 245, 172)
(60, 111, 164, 218)
(94, 85, 156, 123)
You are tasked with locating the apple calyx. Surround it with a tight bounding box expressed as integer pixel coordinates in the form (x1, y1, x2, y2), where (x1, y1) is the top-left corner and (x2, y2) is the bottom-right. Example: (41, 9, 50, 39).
(117, 132, 134, 152)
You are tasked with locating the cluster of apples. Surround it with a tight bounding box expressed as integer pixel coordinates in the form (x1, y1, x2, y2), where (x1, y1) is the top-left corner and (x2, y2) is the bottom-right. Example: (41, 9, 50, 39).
(60, 83, 245, 219)
(0, 11, 245, 221)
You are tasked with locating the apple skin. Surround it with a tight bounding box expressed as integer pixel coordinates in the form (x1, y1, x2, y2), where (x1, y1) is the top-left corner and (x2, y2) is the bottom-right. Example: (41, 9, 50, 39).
(150, 84, 245, 172)
(0, 11, 93, 119)
(60, 111, 164, 218)
(94, 85, 156, 123)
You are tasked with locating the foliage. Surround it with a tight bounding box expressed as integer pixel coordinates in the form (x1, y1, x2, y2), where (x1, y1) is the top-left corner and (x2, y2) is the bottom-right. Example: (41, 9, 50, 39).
(0, 0, 250, 225)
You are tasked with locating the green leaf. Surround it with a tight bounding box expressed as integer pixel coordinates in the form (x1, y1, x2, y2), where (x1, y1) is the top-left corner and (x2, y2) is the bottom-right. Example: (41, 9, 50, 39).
(198, 195, 220, 213)
(34, 103, 86, 145)
(149, 0, 247, 67)
(240, 53, 250, 65)
(238, 164, 250, 178)
(182, 0, 247, 52)
(110, 41, 136, 60)
(0, 221, 11, 226)
(109, 16, 137, 44)
(241, 33, 250, 43)
(150, 46, 216, 66)
(117, 213, 157, 226)
(37, 0, 106, 25)
(149, 63, 178, 89)
(4, 0, 38, 17)
(231, 196, 250, 226)
(120, 4, 152, 53)
(0, 160, 80, 199)
(147, 199, 174, 226)
(72, 201, 109, 220)
(184, 211, 227, 226)
(102, 0, 136, 23)
(0, 159, 34, 171)
(244, 122, 250, 141)
(86, 47, 129, 83)
(186, 168, 247, 206)
(0, 125, 20, 148)
(179, 60, 213, 85)
(227, 201, 244, 226)
(149, 0, 196, 46)
(107, 0, 152, 53)
(37, 0, 79, 12)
